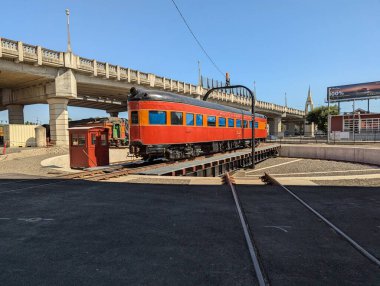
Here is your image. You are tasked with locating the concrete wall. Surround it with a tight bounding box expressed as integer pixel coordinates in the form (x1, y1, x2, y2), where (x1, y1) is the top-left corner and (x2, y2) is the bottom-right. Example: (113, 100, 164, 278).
(280, 144, 380, 166)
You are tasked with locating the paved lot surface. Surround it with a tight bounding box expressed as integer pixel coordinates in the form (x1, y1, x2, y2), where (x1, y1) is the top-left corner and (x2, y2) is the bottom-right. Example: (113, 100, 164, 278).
(289, 185, 380, 260)
(0, 180, 256, 286)
(237, 184, 380, 285)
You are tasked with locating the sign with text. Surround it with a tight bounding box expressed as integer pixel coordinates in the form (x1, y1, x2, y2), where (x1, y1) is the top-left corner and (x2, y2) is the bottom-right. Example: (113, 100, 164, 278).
(327, 81, 380, 102)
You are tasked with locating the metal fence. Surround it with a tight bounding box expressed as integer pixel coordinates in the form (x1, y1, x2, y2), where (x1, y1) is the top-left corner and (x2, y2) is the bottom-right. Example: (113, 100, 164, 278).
(267, 131, 380, 144)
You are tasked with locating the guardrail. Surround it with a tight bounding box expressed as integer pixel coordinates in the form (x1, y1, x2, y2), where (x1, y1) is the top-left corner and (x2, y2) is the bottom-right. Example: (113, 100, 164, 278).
(0, 37, 305, 116)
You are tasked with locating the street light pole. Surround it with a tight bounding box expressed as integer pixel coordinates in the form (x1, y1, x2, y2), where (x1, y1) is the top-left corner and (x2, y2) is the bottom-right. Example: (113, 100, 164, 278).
(65, 9, 72, 53)
(203, 85, 256, 169)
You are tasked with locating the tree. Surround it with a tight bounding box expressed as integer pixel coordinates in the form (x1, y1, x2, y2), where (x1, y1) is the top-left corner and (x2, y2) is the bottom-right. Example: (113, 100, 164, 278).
(306, 105, 339, 132)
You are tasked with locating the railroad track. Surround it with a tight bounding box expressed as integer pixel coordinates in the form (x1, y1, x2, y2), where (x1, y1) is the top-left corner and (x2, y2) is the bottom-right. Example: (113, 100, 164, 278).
(224, 172, 380, 285)
(224, 173, 268, 286)
(262, 172, 380, 268)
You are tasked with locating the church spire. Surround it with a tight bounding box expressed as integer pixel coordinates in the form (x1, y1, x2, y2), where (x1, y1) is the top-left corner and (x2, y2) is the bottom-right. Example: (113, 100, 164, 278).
(307, 85, 313, 103)
(305, 85, 314, 113)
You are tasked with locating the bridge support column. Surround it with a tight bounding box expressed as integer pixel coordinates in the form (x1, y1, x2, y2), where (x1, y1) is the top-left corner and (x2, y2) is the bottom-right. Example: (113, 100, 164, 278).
(304, 120, 314, 137)
(273, 117, 282, 136)
(45, 69, 77, 146)
(7, 104, 24, 124)
(47, 98, 69, 146)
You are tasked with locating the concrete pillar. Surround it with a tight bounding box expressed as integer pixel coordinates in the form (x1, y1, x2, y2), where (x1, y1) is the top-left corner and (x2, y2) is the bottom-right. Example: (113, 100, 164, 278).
(46, 69, 77, 146)
(273, 117, 282, 136)
(304, 120, 315, 137)
(47, 98, 69, 146)
(7, 104, 24, 124)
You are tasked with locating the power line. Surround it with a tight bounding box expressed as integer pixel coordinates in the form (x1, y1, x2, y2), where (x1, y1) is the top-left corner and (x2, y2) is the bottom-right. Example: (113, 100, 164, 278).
(170, 0, 225, 77)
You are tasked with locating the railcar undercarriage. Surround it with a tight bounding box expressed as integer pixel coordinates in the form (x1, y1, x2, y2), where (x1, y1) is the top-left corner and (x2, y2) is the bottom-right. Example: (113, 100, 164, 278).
(130, 139, 263, 161)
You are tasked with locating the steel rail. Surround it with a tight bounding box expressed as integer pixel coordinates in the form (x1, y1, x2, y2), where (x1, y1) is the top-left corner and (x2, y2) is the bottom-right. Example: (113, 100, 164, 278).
(264, 173, 380, 268)
(225, 173, 268, 286)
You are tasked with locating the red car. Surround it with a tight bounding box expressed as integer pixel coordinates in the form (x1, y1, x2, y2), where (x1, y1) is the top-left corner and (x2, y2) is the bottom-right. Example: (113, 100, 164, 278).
(128, 88, 267, 160)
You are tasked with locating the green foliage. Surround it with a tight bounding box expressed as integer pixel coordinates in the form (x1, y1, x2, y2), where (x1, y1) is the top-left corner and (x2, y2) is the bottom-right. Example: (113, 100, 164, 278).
(306, 105, 339, 132)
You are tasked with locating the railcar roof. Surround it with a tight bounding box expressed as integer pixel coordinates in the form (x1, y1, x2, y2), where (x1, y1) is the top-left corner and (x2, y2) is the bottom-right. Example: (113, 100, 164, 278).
(129, 88, 266, 118)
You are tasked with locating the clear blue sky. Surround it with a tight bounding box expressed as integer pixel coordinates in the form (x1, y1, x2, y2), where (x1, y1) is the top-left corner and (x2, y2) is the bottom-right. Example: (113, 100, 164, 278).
(1, 0, 380, 124)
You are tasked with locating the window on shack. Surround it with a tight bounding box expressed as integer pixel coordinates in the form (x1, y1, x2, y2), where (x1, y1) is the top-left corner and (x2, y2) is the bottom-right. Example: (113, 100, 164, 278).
(78, 134, 86, 146)
(91, 134, 96, 145)
(72, 134, 79, 146)
(101, 134, 107, 146)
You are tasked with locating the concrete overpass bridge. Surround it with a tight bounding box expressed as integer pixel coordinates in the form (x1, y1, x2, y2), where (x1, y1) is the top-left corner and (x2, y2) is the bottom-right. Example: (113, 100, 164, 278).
(0, 37, 306, 145)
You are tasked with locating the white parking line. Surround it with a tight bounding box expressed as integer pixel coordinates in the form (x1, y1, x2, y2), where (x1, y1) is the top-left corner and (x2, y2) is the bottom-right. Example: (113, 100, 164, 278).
(264, 226, 291, 233)
(246, 159, 303, 173)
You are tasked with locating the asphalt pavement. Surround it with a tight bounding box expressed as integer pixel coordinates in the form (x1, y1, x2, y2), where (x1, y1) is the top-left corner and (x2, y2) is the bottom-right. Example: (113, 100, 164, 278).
(0, 179, 256, 286)
(237, 184, 380, 286)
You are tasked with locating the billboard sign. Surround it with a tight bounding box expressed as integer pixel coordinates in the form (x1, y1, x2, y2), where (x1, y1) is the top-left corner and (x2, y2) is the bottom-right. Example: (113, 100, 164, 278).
(327, 81, 380, 102)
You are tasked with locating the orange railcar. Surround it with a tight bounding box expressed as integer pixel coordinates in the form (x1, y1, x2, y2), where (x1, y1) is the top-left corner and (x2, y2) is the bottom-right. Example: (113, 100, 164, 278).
(128, 89, 267, 160)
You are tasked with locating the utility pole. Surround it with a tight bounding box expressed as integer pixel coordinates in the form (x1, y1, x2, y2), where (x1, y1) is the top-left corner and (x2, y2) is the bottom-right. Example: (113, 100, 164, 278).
(197, 60, 201, 86)
(66, 9, 72, 53)
(225, 72, 230, 86)
(285, 92, 287, 107)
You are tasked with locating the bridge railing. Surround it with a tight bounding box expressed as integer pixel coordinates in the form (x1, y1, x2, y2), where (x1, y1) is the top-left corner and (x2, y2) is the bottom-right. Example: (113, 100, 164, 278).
(0, 37, 305, 116)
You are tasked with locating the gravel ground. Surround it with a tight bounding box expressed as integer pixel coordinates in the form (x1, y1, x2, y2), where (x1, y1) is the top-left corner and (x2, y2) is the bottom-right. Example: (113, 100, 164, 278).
(0, 147, 69, 178)
(242, 158, 378, 177)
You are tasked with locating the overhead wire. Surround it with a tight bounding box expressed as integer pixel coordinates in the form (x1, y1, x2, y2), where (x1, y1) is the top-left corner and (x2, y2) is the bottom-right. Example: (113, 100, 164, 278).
(170, 0, 225, 77)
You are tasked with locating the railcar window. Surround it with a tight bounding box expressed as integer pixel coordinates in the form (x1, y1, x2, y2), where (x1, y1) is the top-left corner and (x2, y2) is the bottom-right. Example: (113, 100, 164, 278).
(243, 120, 248, 128)
(149, 111, 167, 125)
(171, 112, 183, 125)
(196, 114, 203, 126)
(219, 117, 226, 127)
(236, 119, 242, 127)
(131, 111, 138, 124)
(207, 116, 216, 127)
(228, 118, 234, 127)
(186, 113, 194, 126)
(255, 122, 259, 128)
(249, 121, 252, 128)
